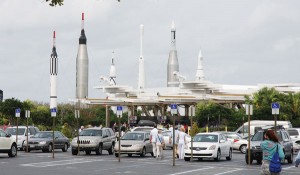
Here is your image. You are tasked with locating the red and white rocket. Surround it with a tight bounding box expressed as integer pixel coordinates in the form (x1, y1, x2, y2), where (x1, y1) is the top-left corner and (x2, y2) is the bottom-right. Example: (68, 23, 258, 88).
(50, 31, 58, 110)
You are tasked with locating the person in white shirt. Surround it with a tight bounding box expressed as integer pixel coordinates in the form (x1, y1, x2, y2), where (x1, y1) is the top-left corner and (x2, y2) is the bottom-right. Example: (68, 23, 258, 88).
(150, 125, 158, 158)
(177, 127, 186, 159)
(156, 129, 165, 160)
(169, 125, 179, 158)
(295, 150, 300, 167)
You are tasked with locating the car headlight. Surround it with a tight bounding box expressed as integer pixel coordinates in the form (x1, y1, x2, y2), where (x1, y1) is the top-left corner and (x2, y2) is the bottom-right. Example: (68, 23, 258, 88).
(209, 145, 216, 150)
(39, 141, 46, 145)
(90, 140, 97, 144)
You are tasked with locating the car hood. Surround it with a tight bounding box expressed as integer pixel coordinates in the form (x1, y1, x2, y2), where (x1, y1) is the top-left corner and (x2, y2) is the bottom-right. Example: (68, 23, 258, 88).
(188, 142, 218, 147)
(119, 140, 144, 145)
(29, 138, 52, 142)
(74, 136, 102, 140)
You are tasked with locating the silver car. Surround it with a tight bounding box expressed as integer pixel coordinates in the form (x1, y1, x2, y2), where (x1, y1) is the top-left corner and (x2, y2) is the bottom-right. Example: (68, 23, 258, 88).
(114, 131, 153, 157)
(71, 127, 116, 155)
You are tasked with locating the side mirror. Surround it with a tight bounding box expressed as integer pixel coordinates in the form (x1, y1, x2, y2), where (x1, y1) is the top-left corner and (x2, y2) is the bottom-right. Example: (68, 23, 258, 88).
(55, 137, 59, 140)
(145, 138, 149, 141)
(220, 139, 225, 143)
(6, 133, 11, 137)
(103, 135, 108, 138)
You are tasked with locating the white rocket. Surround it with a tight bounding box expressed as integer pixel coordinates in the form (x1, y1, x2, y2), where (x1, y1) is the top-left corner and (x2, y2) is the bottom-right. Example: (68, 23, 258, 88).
(195, 50, 205, 81)
(167, 21, 180, 87)
(76, 13, 89, 99)
(50, 31, 58, 110)
(138, 24, 145, 90)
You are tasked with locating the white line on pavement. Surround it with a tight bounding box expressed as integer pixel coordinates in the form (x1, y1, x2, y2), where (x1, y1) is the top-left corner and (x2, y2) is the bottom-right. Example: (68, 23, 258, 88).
(282, 166, 296, 170)
(214, 168, 243, 175)
(20, 158, 104, 168)
(167, 167, 214, 175)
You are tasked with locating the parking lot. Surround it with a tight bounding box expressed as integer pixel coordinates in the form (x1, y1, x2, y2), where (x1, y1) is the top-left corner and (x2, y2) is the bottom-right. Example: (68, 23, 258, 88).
(0, 149, 299, 175)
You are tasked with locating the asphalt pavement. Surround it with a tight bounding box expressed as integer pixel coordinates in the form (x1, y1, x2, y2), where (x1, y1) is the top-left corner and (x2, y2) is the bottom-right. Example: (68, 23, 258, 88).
(0, 149, 299, 175)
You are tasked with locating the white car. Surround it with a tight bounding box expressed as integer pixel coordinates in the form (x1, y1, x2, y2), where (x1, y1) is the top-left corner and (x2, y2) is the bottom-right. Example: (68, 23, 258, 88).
(0, 129, 17, 157)
(184, 132, 232, 161)
(219, 132, 248, 154)
(5, 126, 39, 150)
(287, 128, 300, 154)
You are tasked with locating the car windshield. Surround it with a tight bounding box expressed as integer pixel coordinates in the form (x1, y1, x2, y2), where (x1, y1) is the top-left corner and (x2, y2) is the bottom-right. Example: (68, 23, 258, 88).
(251, 131, 283, 141)
(122, 133, 144, 140)
(80, 129, 102, 136)
(288, 130, 299, 136)
(6, 128, 25, 135)
(33, 132, 52, 138)
(193, 134, 219, 142)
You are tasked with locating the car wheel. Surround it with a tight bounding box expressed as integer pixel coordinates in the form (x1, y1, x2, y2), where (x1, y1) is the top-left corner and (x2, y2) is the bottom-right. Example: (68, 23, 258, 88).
(48, 143, 53, 152)
(108, 143, 114, 155)
(184, 157, 191, 161)
(140, 147, 146, 157)
(239, 145, 247, 154)
(226, 149, 232, 160)
(8, 144, 17, 157)
(62, 143, 68, 152)
(72, 149, 78, 155)
(42, 149, 47, 153)
(214, 149, 221, 161)
(245, 154, 253, 164)
(115, 153, 119, 157)
(95, 144, 102, 155)
(128, 154, 132, 157)
(257, 159, 262, 164)
(85, 150, 91, 155)
(287, 151, 293, 164)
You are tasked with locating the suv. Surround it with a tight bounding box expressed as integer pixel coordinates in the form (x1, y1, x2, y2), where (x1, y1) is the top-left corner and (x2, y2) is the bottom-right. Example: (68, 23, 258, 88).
(245, 129, 293, 164)
(0, 129, 17, 157)
(287, 128, 300, 154)
(71, 127, 115, 155)
(5, 126, 40, 150)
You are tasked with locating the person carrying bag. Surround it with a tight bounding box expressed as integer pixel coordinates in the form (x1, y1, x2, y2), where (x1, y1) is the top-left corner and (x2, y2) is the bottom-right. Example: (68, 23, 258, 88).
(156, 130, 165, 160)
(260, 130, 285, 175)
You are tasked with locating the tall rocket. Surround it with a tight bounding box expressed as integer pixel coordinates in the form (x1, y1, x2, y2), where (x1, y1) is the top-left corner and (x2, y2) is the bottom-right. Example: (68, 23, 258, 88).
(50, 31, 58, 110)
(195, 50, 205, 81)
(167, 21, 179, 87)
(76, 13, 89, 99)
(138, 24, 145, 90)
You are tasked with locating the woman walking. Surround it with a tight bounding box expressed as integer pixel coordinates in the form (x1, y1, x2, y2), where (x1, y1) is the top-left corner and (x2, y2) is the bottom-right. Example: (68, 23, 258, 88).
(260, 130, 285, 175)
(156, 129, 165, 160)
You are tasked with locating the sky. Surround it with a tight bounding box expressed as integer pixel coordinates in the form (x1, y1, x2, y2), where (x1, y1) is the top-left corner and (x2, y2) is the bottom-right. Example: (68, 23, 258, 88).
(0, 0, 299, 104)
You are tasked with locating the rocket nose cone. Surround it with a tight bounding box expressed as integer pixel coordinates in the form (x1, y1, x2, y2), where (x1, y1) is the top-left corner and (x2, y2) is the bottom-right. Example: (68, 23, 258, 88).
(51, 46, 57, 58)
(79, 29, 87, 44)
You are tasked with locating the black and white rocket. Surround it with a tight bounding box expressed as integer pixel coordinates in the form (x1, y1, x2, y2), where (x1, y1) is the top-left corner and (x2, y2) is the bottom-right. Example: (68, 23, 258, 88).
(138, 24, 145, 90)
(50, 31, 58, 110)
(76, 12, 89, 99)
(109, 51, 116, 86)
(167, 21, 180, 87)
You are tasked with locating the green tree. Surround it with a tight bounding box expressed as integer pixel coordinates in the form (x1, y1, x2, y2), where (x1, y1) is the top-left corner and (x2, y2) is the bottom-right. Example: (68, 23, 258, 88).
(0, 98, 23, 125)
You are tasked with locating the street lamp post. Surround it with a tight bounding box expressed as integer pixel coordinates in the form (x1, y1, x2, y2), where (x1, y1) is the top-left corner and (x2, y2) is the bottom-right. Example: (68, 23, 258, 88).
(25, 110, 30, 153)
(75, 109, 80, 155)
(117, 106, 123, 163)
(170, 104, 177, 166)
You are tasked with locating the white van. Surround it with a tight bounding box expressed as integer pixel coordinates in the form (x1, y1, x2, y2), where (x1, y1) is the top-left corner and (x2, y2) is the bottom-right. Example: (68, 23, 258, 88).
(5, 126, 40, 150)
(235, 120, 292, 137)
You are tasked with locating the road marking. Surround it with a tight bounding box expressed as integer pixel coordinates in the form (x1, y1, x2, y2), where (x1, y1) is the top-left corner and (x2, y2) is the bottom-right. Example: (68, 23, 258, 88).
(167, 167, 214, 175)
(20, 158, 104, 168)
(282, 166, 297, 170)
(214, 168, 243, 175)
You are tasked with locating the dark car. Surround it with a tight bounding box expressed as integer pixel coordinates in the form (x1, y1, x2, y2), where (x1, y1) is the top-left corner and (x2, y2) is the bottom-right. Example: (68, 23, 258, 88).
(245, 128, 293, 164)
(24, 131, 70, 152)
